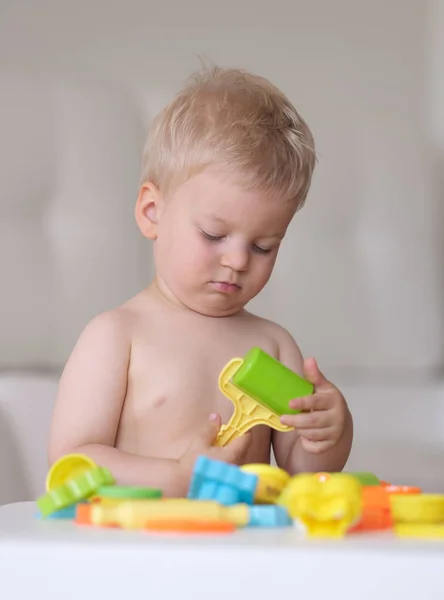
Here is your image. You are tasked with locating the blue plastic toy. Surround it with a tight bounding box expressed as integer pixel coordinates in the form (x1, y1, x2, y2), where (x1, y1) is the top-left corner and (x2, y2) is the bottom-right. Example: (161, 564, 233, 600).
(248, 505, 291, 527)
(188, 456, 258, 505)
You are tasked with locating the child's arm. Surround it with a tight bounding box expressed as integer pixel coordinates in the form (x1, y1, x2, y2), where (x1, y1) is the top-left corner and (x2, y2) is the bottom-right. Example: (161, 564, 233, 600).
(48, 311, 252, 496)
(48, 311, 186, 496)
(271, 327, 353, 475)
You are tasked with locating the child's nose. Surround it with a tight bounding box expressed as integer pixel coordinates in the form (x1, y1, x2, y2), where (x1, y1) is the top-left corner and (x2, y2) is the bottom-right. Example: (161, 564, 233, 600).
(221, 246, 250, 272)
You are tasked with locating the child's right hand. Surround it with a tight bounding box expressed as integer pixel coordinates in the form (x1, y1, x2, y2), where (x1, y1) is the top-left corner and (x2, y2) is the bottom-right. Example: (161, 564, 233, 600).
(179, 413, 251, 487)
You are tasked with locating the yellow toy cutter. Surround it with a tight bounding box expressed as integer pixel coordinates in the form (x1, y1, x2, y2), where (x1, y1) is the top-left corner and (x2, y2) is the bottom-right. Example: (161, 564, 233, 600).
(85, 499, 249, 530)
(215, 347, 314, 447)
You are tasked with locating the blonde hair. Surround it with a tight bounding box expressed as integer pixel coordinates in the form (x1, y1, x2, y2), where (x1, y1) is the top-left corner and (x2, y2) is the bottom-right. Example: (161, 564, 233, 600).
(141, 65, 316, 209)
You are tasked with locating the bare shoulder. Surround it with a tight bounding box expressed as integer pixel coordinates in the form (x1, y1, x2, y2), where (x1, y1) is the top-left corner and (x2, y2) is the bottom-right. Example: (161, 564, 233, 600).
(80, 289, 152, 344)
(78, 307, 131, 346)
(61, 310, 129, 377)
(242, 311, 304, 372)
(71, 293, 148, 360)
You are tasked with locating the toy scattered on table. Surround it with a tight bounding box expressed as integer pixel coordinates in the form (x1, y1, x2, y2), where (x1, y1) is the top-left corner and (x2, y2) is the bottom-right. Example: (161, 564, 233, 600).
(390, 494, 444, 539)
(37, 464, 115, 517)
(36, 452, 444, 540)
(186, 457, 291, 527)
(278, 472, 362, 538)
(94, 485, 163, 505)
(146, 519, 236, 534)
(46, 453, 97, 491)
(248, 504, 292, 527)
(349, 485, 392, 532)
(216, 346, 313, 446)
(78, 499, 250, 529)
(188, 455, 258, 505)
(39, 504, 79, 520)
(240, 464, 290, 503)
(35, 341, 444, 541)
(344, 471, 380, 486)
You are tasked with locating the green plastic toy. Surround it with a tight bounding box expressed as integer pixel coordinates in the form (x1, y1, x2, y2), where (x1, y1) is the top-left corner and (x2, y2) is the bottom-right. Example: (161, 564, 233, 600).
(97, 486, 163, 500)
(37, 466, 115, 517)
(346, 472, 380, 486)
(216, 347, 314, 446)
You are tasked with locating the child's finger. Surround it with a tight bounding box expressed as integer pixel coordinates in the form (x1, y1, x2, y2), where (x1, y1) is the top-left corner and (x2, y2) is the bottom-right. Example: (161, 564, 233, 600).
(289, 393, 331, 412)
(299, 428, 333, 442)
(280, 410, 331, 429)
(199, 413, 221, 446)
(300, 437, 333, 455)
(303, 357, 331, 389)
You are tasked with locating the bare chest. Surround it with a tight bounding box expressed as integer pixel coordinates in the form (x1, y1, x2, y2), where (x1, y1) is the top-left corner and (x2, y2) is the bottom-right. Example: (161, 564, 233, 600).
(127, 334, 252, 423)
(117, 317, 277, 459)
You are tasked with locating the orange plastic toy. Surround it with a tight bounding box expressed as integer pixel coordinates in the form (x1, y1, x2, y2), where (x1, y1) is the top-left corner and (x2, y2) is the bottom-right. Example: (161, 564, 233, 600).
(145, 519, 235, 534)
(75, 502, 238, 534)
(75, 499, 249, 530)
(383, 485, 422, 495)
(350, 486, 392, 532)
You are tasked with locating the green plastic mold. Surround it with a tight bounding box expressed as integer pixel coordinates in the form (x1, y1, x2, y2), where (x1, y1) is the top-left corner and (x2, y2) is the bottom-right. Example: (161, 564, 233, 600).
(232, 347, 314, 415)
(97, 485, 163, 500)
(346, 472, 380, 486)
(37, 466, 115, 517)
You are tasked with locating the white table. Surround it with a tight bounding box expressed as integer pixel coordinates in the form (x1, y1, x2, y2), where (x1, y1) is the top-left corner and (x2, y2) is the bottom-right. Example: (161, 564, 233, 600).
(1, 501, 444, 599)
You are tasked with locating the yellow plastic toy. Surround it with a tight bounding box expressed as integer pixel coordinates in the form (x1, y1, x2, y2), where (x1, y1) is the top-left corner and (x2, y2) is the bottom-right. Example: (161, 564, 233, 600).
(390, 494, 444, 524)
(215, 348, 314, 447)
(241, 464, 290, 504)
(86, 499, 250, 530)
(394, 523, 444, 539)
(216, 358, 292, 446)
(46, 453, 97, 492)
(278, 473, 362, 538)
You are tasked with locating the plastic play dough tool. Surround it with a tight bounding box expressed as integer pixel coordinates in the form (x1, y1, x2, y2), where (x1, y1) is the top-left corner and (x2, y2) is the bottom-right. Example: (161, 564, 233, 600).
(394, 523, 444, 539)
(46, 453, 97, 492)
(96, 485, 163, 500)
(80, 499, 250, 529)
(145, 519, 235, 534)
(278, 473, 362, 539)
(37, 466, 115, 517)
(241, 464, 290, 504)
(216, 347, 314, 447)
(390, 494, 444, 524)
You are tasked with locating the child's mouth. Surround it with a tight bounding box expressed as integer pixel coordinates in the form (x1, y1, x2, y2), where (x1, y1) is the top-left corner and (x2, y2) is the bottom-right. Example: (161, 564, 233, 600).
(210, 281, 241, 294)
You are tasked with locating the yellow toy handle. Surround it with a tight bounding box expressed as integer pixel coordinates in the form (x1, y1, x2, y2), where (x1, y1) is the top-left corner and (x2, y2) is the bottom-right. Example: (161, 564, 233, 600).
(215, 358, 293, 447)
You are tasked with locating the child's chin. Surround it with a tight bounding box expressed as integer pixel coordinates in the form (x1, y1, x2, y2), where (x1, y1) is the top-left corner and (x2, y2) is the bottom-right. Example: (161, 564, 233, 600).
(185, 295, 246, 318)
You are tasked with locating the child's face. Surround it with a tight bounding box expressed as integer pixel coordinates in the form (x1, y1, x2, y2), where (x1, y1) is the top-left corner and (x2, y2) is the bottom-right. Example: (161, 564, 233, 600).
(152, 168, 295, 317)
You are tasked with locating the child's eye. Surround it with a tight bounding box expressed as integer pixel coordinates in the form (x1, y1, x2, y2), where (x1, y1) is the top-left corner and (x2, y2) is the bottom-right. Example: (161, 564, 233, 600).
(253, 245, 272, 254)
(200, 229, 225, 242)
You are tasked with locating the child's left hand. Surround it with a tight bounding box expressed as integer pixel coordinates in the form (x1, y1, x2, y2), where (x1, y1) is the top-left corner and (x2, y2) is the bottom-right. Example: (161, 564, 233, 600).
(280, 357, 349, 454)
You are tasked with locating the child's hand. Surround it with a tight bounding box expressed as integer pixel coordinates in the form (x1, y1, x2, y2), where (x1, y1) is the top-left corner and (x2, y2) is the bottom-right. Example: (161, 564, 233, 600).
(280, 357, 349, 454)
(179, 414, 251, 484)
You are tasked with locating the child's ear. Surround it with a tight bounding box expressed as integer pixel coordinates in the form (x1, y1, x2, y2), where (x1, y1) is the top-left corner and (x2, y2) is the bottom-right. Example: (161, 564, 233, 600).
(135, 182, 163, 240)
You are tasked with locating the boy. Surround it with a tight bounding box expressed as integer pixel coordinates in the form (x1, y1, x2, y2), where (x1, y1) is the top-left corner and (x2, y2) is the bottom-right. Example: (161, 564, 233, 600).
(48, 66, 353, 497)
